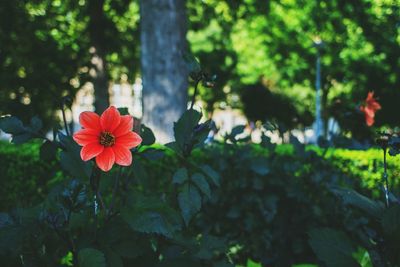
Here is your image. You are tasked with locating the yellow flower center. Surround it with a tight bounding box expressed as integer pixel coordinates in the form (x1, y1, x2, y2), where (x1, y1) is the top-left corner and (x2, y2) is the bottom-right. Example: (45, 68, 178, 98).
(99, 132, 115, 147)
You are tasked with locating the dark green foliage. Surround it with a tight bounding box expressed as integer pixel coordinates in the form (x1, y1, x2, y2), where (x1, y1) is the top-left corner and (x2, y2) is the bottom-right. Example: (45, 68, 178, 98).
(192, 141, 354, 266)
(3, 118, 400, 266)
(0, 0, 140, 126)
(178, 183, 202, 226)
(308, 228, 358, 267)
(58, 133, 92, 179)
(172, 168, 189, 185)
(78, 248, 107, 267)
(0, 115, 45, 144)
(0, 139, 397, 265)
(0, 141, 386, 266)
(240, 82, 309, 128)
(0, 141, 58, 211)
(121, 195, 182, 238)
(192, 173, 211, 199)
(140, 124, 156, 146)
(0, 108, 234, 266)
(332, 188, 385, 219)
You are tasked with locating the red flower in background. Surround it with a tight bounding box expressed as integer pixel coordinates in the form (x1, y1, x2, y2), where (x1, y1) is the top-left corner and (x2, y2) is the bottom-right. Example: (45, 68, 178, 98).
(73, 106, 142, 172)
(360, 92, 381, 126)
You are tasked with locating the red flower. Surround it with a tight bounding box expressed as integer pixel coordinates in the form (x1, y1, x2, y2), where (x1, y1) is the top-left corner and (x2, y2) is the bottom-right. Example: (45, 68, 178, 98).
(360, 92, 381, 126)
(73, 106, 142, 172)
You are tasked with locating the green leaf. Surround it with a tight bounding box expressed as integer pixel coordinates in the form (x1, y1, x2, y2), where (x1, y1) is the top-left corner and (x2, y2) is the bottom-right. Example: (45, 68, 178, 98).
(78, 248, 106, 267)
(121, 196, 182, 238)
(122, 211, 175, 238)
(192, 173, 211, 198)
(40, 140, 58, 161)
(0, 225, 23, 255)
(250, 158, 269, 175)
(29, 116, 43, 132)
(332, 188, 384, 219)
(178, 183, 202, 225)
(200, 165, 220, 186)
(245, 259, 262, 267)
(0, 116, 25, 134)
(112, 240, 146, 259)
(141, 124, 156, 146)
(59, 133, 92, 179)
(173, 109, 202, 151)
(141, 148, 165, 161)
(11, 133, 32, 144)
(117, 107, 130, 115)
(308, 228, 358, 267)
(69, 212, 88, 230)
(382, 205, 400, 238)
(105, 249, 123, 267)
(196, 235, 227, 260)
(173, 168, 188, 184)
(183, 52, 202, 80)
(193, 121, 211, 149)
(165, 141, 180, 153)
(230, 125, 245, 138)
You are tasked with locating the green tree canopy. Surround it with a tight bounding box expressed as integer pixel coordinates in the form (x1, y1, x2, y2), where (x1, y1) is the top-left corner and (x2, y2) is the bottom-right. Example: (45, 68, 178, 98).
(0, 0, 140, 127)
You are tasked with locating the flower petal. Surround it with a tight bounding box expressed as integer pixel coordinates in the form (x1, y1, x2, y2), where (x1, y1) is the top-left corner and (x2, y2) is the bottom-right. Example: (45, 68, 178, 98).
(79, 111, 101, 130)
(100, 106, 121, 132)
(95, 147, 115, 172)
(113, 115, 133, 137)
(363, 107, 375, 118)
(115, 132, 142, 149)
(366, 114, 374, 126)
(113, 144, 132, 166)
(73, 128, 100, 146)
(80, 142, 104, 161)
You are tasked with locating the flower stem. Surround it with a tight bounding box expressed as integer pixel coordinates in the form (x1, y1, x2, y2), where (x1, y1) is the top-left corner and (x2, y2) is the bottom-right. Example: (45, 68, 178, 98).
(90, 166, 102, 240)
(190, 78, 201, 110)
(383, 147, 390, 207)
(108, 167, 122, 219)
(61, 104, 70, 136)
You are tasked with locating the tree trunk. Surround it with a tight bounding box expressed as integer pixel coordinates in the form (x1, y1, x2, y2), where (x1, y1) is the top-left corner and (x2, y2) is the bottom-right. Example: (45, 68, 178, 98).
(140, 0, 188, 143)
(88, 0, 110, 113)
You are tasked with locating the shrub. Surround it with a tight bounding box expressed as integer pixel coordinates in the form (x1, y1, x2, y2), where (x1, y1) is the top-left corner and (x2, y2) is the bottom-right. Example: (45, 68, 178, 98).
(322, 148, 400, 197)
(1, 130, 397, 266)
(0, 138, 390, 266)
(2, 142, 396, 209)
(0, 141, 59, 211)
(0, 101, 243, 267)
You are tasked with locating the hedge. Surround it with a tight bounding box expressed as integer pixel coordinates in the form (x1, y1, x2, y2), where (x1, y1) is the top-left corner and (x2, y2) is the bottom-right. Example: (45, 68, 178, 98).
(320, 147, 400, 197)
(0, 141, 395, 210)
(0, 141, 63, 211)
(0, 140, 395, 265)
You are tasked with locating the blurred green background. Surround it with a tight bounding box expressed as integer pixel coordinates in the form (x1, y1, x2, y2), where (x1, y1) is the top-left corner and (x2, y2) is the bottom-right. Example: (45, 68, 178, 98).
(1, 0, 399, 142)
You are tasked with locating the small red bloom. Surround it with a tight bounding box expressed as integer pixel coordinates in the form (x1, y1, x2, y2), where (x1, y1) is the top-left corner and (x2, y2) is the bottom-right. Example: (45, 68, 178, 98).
(360, 92, 381, 126)
(73, 106, 142, 172)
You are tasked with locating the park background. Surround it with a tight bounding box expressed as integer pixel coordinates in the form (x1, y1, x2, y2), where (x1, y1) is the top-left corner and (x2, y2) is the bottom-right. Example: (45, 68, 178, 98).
(1, 0, 399, 143)
(1, 1, 400, 267)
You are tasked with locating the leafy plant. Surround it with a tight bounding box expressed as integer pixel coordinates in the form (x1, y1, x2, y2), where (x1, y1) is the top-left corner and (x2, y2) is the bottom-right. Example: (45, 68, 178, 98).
(308, 133, 400, 267)
(0, 99, 232, 267)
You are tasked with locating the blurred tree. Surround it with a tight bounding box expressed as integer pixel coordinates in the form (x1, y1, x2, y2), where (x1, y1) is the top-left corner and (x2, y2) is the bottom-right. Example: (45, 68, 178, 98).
(0, 0, 140, 128)
(0, 1, 90, 128)
(87, 0, 110, 113)
(188, 0, 400, 134)
(140, 0, 188, 142)
(240, 81, 313, 133)
(1, 0, 399, 138)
